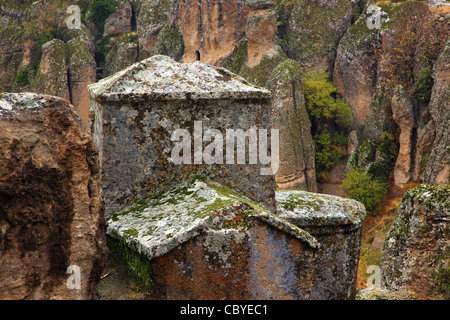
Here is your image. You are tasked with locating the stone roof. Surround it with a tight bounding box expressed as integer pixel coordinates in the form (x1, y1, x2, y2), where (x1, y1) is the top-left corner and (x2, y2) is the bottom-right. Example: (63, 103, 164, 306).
(107, 179, 319, 262)
(88, 55, 271, 102)
(276, 190, 367, 232)
(0, 92, 71, 115)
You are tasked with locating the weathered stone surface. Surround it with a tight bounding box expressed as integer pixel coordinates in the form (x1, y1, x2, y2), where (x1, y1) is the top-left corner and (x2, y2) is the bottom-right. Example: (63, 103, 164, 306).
(423, 41, 450, 184)
(173, 0, 275, 65)
(66, 38, 97, 126)
(266, 59, 316, 191)
(238, 50, 317, 192)
(382, 184, 450, 300)
(347, 130, 359, 155)
(107, 178, 366, 299)
(104, 33, 139, 77)
(277, 190, 366, 300)
(391, 86, 415, 187)
(136, 0, 172, 59)
(0, 93, 107, 299)
(362, 87, 392, 142)
(0, 1, 98, 128)
(333, 8, 379, 126)
(285, 0, 353, 74)
(356, 288, 416, 300)
(246, 9, 277, 68)
(31, 39, 70, 101)
(89, 55, 276, 214)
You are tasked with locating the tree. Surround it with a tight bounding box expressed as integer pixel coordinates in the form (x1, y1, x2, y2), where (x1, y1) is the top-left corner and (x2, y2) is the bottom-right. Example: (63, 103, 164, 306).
(342, 168, 387, 215)
(302, 72, 352, 129)
(303, 71, 352, 177)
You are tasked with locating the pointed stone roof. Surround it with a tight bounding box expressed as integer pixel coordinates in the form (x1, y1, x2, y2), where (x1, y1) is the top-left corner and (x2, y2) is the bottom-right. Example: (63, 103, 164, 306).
(107, 179, 319, 262)
(88, 55, 271, 102)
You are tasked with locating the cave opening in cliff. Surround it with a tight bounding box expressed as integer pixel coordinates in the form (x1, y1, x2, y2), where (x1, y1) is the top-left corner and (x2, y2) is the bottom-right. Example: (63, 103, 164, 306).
(195, 50, 201, 61)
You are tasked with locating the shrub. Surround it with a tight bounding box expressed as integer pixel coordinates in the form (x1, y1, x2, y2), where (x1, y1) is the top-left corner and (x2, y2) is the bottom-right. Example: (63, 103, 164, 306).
(16, 69, 30, 86)
(342, 168, 387, 215)
(302, 72, 352, 128)
(314, 131, 342, 177)
(88, 0, 118, 35)
(412, 65, 433, 103)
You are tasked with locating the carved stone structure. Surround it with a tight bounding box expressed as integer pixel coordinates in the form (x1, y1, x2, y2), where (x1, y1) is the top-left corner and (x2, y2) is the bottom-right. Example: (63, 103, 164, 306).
(88, 55, 276, 214)
(89, 56, 366, 300)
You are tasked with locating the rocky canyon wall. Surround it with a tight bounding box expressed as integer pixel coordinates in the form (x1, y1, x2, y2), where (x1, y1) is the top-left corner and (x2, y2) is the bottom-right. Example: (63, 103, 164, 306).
(1, 0, 449, 189)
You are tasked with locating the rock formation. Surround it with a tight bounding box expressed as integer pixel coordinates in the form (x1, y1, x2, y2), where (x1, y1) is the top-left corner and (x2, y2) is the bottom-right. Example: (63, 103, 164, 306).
(382, 184, 449, 299)
(0, 0, 97, 127)
(0, 93, 107, 299)
(90, 56, 366, 299)
(422, 40, 450, 184)
(335, 1, 449, 186)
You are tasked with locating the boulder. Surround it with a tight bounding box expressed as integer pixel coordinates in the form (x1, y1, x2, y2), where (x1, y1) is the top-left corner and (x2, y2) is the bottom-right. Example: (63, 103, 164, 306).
(0, 93, 107, 299)
(66, 38, 97, 127)
(382, 184, 450, 300)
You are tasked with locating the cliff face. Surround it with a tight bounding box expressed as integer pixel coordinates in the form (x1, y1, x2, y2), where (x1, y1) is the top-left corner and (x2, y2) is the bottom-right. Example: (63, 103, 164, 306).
(0, 93, 107, 299)
(334, 1, 449, 186)
(0, 0, 97, 126)
(0, 0, 449, 188)
(382, 184, 449, 299)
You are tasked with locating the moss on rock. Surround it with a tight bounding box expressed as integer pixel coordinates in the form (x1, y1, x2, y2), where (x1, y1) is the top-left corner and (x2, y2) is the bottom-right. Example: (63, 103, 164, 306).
(157, 23, 184, 61)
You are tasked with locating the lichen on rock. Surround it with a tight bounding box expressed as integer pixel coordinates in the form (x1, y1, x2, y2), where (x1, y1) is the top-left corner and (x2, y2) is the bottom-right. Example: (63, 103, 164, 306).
(107, 178, 319, 263)
(382, 184, 450, 299)
(276, 189, 366, 232)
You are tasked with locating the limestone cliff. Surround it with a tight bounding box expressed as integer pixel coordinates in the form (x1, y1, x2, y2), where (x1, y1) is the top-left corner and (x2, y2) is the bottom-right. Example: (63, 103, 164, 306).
(334, 1, 449, 186)
(382, 184, 449, 299)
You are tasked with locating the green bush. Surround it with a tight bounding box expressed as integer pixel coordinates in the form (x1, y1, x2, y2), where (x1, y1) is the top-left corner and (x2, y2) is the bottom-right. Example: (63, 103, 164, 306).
(412, 65, 433, 103)
(376, 131, 398, 163)
(342, 168, 387, 215)
(314, 131, 342, 177)
(303, 72, 353, 127)
(88, 0, 118, 35)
